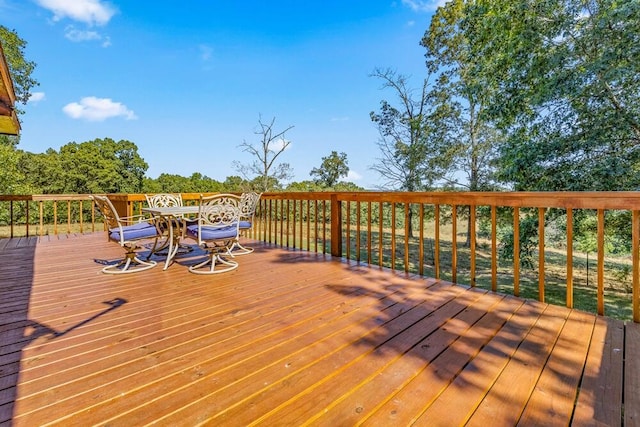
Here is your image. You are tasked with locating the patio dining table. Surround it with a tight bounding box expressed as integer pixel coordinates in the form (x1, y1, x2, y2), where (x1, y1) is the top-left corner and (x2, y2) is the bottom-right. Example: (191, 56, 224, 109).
(142, 205, 199, 270)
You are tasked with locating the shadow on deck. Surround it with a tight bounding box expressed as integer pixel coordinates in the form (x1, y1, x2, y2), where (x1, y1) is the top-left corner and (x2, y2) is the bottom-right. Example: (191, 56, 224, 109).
(0, 233, 638, 426)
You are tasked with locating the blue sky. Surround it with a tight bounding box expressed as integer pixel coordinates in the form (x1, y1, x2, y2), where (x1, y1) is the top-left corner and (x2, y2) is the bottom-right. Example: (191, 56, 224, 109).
(2, 0, 441, 188)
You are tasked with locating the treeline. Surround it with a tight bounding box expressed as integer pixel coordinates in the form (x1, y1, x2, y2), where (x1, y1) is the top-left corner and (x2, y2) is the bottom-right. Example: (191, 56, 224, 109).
(0, 137, 364, 195)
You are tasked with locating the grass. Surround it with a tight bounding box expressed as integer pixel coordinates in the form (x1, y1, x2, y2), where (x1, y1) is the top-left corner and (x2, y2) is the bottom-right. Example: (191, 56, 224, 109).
(0, 222, 101, 238)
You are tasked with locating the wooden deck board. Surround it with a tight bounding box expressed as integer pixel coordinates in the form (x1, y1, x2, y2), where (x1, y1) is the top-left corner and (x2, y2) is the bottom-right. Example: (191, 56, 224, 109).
(572, 316, 624, 426)
(625, 322, 640, 427)
(0, 233, 633, 426)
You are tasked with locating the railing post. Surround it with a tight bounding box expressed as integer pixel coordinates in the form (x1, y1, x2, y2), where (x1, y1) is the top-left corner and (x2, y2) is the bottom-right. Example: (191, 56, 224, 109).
(9, 200, 13, 238)
(330, 194, 342, 257)
(633, 210, 639, 322)
(25, 200, 29, 237)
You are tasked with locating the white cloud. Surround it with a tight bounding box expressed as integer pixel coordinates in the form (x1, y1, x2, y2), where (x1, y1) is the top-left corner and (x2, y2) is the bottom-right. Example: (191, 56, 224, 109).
(63, 96, 137, 121)
(63, 25, 111, 46)
(199, 44, 213, 61)
(36, 0, 117, 26)
(402, 0, 447, 12)
(28, 92, 46, 103)
(271, 138, 291, 152)
(64, 26, 100, 42)
(347, 170, 362, 181)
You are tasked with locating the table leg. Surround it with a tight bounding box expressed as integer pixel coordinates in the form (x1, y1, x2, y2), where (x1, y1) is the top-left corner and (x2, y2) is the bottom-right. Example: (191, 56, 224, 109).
(163, 217, 182, 270)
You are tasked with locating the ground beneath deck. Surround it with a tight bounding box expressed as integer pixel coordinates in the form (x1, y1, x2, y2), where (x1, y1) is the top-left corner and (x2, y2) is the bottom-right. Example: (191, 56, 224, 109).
(0, 233, 638, 426)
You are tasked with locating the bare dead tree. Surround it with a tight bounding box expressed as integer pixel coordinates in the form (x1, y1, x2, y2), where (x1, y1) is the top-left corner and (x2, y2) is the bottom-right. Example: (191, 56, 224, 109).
(233, 116, 294, 192)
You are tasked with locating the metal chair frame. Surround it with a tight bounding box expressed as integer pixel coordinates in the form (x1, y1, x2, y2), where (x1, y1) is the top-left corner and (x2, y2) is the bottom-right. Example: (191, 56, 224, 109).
(229, 192, 262, 255)
(91, 195, 161, 274)
(185, 193, 242, 275)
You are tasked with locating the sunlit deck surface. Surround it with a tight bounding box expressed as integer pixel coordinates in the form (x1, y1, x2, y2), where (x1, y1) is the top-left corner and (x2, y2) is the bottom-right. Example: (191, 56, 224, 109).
(1, 233, 639, 426)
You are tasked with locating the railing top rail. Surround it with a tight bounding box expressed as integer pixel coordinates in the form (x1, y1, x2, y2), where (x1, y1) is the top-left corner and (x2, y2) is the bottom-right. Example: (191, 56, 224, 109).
(2, 191, 640, 210)
(0, 194, 96, 202)
(263, 191, 640, 210)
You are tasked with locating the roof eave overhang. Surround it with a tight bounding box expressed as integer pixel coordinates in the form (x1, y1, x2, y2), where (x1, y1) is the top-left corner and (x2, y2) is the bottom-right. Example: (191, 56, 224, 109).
(0, 41, 20, 135)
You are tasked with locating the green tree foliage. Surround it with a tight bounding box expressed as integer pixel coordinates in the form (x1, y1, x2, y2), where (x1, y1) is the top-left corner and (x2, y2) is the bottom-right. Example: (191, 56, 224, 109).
(309, 151, 349, 188)
(0, 144, 33, 194)
(0, 26, 38, 148)
(421, 0, 502, 191)
(142, 172, 224, 193)
(44, 138, 149, 193)
(221, 175, 249, 192)
(286, 179, 363, 192)
(18, 149, 65, 193)
(370, 68, 448, 192)
(0, 26, 38, 110)
(460, 0, 640, 191)
(285, 180, 324, 192)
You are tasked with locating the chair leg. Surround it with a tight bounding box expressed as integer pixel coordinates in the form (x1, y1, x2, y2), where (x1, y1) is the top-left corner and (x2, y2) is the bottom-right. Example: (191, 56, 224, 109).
(188, 244, 238, 275)
(229, 234, 254, 255)
(102, 246, 157, 274)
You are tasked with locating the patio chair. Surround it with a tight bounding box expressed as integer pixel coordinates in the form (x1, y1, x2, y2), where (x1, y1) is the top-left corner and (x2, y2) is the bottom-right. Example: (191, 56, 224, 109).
(229, 192, 262, 255)
(145, 193, 184, 210)
(90, 195, 161, 274)
(184, 193, 242, 274)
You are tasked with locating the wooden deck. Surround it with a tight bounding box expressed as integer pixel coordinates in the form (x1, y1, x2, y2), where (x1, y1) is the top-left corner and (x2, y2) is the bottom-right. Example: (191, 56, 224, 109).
(0, 233, 638, 426)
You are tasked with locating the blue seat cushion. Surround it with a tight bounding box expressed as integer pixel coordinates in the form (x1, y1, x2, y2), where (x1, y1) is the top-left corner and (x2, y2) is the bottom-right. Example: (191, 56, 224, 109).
(109, 221, 158, 241)
(239, 220, 252, 230)
(186, 224, 238, 240)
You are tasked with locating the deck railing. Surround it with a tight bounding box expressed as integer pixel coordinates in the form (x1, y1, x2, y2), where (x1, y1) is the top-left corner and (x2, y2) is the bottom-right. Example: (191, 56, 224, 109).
(256, 192, 640, 323)
(1, 191, 639, 322)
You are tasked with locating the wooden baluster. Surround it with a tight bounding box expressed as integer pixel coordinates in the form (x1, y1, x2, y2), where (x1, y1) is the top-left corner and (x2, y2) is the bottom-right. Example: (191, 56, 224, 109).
(419, 203, 424, 277)
(39, 200, 44, 236)
(79, 200, 84, 233)
(470, 204, 476, 287)
(279, 199, 284, 247)
(323, 200, 327, 254)
(346, 200, 351, 260)
(9, 200, 13, 238)
(452, 204, 457, 283)
(435, 204, 440, 280)
(367, 202, 372, 265)
(378, 201, 383, 267)
(267, 199, 272, 244)
(53, 201, 58, 235)
(514, 206, 520, 297)
(404, 202, 410, 273)
(91, 199, 96, 232)
(314, 200, 318, 253)
(538, 207, 545, 302)
(67, 200, 71, 234)
(290, 199, 294, 249)
(286, 199, 290, 248)
(492, 205, 497, 292)
(566, 208, 574, 308)
(597, 209, 605, 316)
(299, 199, 303, 250)
(356, 201, 361, 262)
(25, 200, 30, 237)
(633, 210, 639, 322)
(306, 200, 310, 251)
(391, 202, 396, 270)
